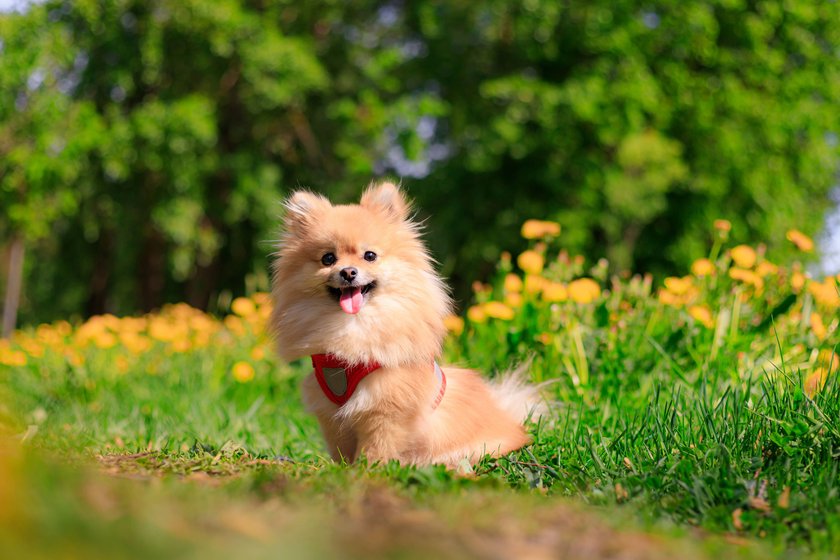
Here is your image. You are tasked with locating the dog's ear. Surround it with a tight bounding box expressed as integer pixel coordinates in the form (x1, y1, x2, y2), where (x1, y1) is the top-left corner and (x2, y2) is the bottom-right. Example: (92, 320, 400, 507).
(360, 181, 410, 221)
(283, 190, 330, 233)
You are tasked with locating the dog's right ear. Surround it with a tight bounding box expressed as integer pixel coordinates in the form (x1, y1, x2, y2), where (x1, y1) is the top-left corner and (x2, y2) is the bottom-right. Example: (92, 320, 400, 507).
(283, 190, 329, 232)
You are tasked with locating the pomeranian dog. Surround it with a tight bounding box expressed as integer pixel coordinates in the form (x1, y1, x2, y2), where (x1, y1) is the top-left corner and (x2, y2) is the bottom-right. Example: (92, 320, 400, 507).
(270, 181, 541, 467)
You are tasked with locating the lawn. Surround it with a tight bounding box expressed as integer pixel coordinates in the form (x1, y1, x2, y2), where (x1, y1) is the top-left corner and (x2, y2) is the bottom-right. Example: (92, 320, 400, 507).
(1, 222, 838, 559)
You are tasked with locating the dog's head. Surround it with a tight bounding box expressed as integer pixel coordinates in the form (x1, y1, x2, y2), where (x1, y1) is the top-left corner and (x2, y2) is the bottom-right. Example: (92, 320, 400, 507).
(270, 182, 451, 366)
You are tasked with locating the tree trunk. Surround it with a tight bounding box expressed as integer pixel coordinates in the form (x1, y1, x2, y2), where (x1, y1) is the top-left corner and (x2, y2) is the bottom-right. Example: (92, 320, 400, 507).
(2, 235, 25, 338)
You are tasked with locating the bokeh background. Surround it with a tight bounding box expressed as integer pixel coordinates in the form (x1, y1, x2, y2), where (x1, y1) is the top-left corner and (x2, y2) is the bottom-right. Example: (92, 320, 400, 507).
(1, 0, 839, 328)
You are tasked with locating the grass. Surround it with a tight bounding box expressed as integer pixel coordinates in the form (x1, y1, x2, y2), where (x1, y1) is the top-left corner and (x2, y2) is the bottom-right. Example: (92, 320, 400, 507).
(1, 226, 838, 558)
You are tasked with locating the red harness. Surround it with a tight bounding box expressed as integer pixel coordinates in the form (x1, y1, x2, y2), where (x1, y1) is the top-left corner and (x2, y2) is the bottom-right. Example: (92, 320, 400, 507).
(311, 353, 446, 409)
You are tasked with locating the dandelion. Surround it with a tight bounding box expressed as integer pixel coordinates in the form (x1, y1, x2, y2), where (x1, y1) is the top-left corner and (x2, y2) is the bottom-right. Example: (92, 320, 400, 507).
(231, 297, 257, 317)
(517, 250, 545, 275)
(658, 289, 682, 307)
(232, 361, 255, 383)
(818, 349, 838, 372)
(755, 261, 778, 277)
(171, 338, 192, 353)
(505, 292, 523, 307)
(688, 305, 714, 329)
(120, 332, 151, 355)
(568, 278, 601, 304)
(521, 219, 561, 239)
(664, 276, 693, 295)
(804, 367, 828, 397)
(690, 258, 715, 277)
(93, 332, 118, 350)
(503, 273, 523, 293)
(786, 229, 814, 252)
(524, 275, 549, 295)
(483, 301, 515, 320)
(443, 315, 465, 336)
(730, 245, 757, 269)
(542, 282, 568, 302)
(807, 278, 840, 308)
(729, 267, 764, 291)
(250, 346, 266, 361)
(224, 315, 247, 336)
(0, 349, 27, 367)
(714, 219, 731, 233)
(466, 305, 487, 324)
(810, 313, 827, 340)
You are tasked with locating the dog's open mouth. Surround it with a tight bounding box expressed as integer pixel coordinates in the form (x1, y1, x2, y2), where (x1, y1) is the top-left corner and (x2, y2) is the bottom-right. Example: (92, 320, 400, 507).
(327, 282, 375, 314)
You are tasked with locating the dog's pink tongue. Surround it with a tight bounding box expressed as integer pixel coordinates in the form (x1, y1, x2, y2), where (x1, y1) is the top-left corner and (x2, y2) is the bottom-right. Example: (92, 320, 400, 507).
(339, 287, 364, 314)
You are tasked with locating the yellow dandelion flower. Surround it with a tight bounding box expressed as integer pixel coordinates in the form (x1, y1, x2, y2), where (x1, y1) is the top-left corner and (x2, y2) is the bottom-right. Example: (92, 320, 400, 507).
(730, 245, 757, 269)
(505, 292, 523, 308)
(232, 361, 255, 383)
(483, 301, 515, 320)
(231, 297, 257, 317)
(729, 267, 764, 291)
(250, 346, 266, 361)
(0, 349, 27, 367)
(35, 324, 63, 347)
(189, 314, 218, 334)
(542, 282, 568, 302)
(504, 273, 523, 293)
(664, 276, 693, 295)
(224, 315, 247, 336)
(466, 305, 487, 324)
(524, 274, 549, 295)
(251, 292, 271, 307)
(817, 350, 839, 376)
(521, 219, 561, 239)
(568, 278, 601, 304)
(808, 278, 840, 308)
(810, 312, 827, 340)
(691, 258, 715, 277)
(755, 261, 778, 277)
(804, 367, 828, 397)
(786, 229, 814, 252)
(171, 338, 192, 353)
(658, 289, 682, 307)
(148, 318, 178, 342)
(443, 315, 465, 336)
(54, 321, 72, 337)
(93, 332, 118, 350)
(120, 332, 151, 355)
(119, 317, 147, 333)
(517, 250, 545, 275)
(713, 219, 732, 232)
(688, 305, 715, 329)
(20, 340, 44, 358)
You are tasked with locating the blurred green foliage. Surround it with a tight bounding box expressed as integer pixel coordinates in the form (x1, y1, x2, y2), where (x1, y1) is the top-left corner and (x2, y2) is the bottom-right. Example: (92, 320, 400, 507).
(1, 0, 838, 323)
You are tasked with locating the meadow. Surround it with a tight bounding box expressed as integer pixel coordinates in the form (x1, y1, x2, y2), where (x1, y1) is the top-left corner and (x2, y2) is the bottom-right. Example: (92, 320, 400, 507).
(1, 220, 838, 559)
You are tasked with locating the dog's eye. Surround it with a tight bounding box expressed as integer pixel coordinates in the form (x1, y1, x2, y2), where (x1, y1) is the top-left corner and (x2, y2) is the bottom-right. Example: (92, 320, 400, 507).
(321, 253, 337, 266)
(363, 251, 377, 262)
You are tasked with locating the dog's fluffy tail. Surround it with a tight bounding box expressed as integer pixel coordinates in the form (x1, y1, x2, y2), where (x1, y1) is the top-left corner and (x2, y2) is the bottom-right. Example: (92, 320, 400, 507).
(487, 363, 548, 423)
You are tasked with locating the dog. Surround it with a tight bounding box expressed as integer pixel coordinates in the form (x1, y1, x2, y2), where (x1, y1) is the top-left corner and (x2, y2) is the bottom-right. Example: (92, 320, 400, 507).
(270, 181, 541, 467)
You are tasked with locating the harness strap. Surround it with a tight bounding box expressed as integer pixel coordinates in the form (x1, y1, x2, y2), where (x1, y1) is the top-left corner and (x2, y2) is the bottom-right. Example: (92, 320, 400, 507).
(311, 354, 446, 409)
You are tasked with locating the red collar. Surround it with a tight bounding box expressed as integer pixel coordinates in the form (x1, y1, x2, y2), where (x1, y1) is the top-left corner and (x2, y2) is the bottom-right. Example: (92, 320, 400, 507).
(311, 354, 446, 409)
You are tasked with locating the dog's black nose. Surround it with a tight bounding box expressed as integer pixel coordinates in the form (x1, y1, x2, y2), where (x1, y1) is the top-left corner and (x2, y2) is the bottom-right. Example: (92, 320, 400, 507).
(340, 267, 358, 282)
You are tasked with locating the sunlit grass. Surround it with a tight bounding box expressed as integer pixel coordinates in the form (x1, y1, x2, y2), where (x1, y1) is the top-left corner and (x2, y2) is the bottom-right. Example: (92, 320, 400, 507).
(0, 221, 838, 557)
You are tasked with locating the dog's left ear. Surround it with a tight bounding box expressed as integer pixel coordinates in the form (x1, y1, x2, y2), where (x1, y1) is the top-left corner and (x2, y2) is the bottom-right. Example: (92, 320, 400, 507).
(360, 181, 410, 222)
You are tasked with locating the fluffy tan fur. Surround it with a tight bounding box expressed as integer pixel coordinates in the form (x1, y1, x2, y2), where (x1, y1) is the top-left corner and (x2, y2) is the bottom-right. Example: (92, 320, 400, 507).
(271, 182, 539, 467)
